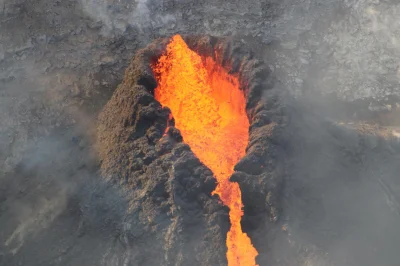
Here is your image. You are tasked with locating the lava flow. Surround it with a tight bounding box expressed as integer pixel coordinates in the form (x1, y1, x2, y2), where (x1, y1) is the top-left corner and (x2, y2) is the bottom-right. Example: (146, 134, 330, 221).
(152, 34, 258, 266)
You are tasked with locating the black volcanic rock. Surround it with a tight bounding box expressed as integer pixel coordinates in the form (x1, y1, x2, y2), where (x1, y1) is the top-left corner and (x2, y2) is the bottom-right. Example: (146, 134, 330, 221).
(97, 35, 284, 265)
(3, 1, 400, 266)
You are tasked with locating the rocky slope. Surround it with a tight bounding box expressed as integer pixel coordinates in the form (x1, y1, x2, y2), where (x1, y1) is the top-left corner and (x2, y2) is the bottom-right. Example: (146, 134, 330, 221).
(1, 0, 400, 265)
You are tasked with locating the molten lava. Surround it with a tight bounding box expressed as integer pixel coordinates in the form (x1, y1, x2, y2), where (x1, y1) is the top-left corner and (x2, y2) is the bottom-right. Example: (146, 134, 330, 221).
(152, 34, 258, 266)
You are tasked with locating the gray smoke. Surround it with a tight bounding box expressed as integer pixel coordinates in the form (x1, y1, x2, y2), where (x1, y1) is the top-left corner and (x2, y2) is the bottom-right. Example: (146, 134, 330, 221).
(1, 0, 400, 265)
(79, 0, 177, 38)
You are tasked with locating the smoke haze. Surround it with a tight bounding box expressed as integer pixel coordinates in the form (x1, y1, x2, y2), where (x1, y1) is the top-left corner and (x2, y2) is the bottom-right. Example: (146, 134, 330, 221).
(1, 0, 400, 265)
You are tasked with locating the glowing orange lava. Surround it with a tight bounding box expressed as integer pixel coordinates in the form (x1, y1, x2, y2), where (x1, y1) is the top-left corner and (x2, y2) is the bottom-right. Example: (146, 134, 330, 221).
(152, 35, 258, 266)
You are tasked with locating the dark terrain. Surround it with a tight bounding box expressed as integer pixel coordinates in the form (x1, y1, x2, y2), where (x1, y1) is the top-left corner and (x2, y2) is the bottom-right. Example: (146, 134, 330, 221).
(1, 0, 400, 265)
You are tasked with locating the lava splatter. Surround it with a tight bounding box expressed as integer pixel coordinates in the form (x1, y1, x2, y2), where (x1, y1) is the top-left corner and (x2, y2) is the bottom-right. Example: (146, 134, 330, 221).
(152, 34, 258, 266)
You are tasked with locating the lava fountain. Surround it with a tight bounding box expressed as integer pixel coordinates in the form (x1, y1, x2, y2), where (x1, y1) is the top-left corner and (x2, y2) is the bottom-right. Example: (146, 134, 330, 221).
(152, 34, 258, 266)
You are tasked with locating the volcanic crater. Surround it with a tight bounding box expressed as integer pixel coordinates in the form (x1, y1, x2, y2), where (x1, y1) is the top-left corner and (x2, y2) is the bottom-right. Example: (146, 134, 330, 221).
(97, 35, 285, 265)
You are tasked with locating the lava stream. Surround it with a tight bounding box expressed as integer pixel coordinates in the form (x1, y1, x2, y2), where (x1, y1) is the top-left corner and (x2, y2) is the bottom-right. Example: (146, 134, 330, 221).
(152, 34, 258, 266)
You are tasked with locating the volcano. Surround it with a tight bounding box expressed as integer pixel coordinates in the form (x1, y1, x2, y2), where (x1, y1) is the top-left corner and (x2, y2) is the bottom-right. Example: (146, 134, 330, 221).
(97, 34, 400, 266)
(97, 35, 283, 265)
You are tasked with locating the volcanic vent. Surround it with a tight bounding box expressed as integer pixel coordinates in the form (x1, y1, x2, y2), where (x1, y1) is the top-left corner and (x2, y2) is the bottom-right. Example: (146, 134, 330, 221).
(98, 35, 283, 265)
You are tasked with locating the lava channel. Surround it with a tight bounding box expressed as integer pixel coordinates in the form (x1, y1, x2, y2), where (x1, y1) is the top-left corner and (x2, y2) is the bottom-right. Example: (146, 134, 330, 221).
(152, 34, 258, 266)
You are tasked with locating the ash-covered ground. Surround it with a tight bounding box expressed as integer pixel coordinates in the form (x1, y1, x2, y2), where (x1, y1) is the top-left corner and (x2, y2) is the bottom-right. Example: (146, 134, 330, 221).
(1, 0, 400, 265)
